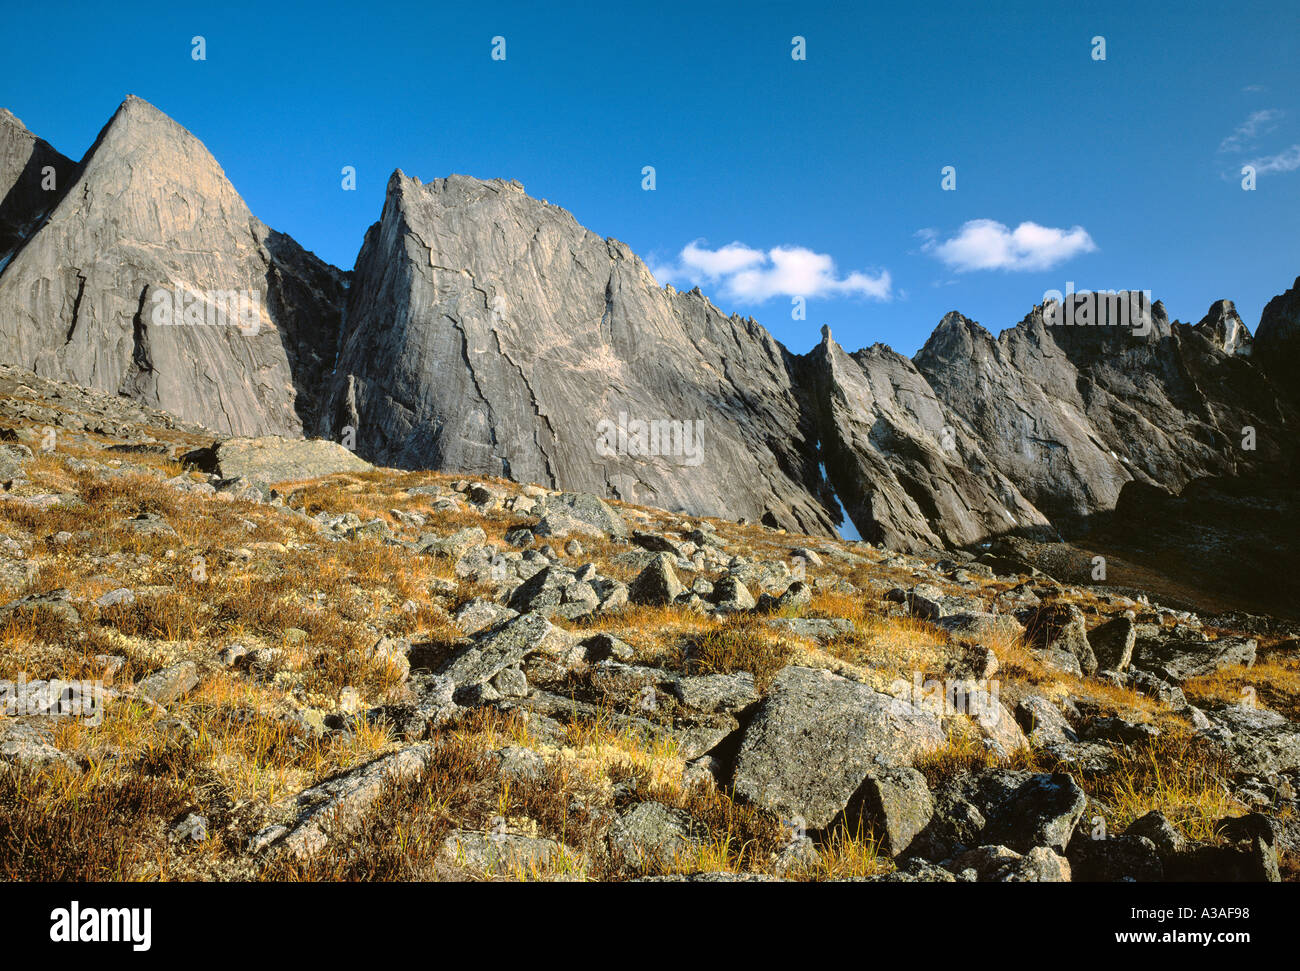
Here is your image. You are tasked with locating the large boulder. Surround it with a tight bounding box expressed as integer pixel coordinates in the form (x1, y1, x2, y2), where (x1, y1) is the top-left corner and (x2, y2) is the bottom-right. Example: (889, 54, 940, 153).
(978, 772, 1088, 854)
(534, 493, 627, 539)
(851, 761, 934, 856)
(1131, 633, 1256, 683)
(1023, 603, 1097, 675)
(1197, 705, 1300, 775)
(730, 666, 945, 829)
(927, 769, 1088, 857)
(627, 554, 685, 606)
(1066, 833, 1164, 881)
(1015, 695, 1078, 747)
(1087, 615, 1137, 672)
(437, 613, 571, 702)
(194, 436, 373, 484)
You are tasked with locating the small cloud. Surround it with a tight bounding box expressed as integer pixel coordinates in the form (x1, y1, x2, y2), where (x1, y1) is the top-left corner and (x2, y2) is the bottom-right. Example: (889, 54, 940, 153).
(920, 219, 1097, 273)
(656, 239, 891, 302)
(1243, 84, 1268, 93)
(1246, 144, 1300, 174)
(1220, 109, 1283, 152)
(679, 241, 765, 277)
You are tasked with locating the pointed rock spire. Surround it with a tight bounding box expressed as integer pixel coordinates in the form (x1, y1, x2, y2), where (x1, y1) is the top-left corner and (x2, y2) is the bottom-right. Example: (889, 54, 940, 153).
(0, 96, 346, 436)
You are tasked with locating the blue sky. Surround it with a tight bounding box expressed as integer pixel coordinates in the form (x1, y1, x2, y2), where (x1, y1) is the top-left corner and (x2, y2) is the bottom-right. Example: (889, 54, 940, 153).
(4, 0, 1298, 355)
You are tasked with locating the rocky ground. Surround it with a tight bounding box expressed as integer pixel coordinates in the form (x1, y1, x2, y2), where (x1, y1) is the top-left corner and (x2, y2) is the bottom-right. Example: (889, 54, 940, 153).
(1, 363, 1297, 882)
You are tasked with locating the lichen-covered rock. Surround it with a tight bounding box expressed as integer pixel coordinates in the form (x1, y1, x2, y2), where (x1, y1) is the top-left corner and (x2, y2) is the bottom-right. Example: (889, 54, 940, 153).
(1066, 833, 1164, 882)
(1088, 615, 1137, 672)
(1023, 603, 1097, 675)
(852, 761, 934, 856)
(731, 666, 945, 829)
(135, 660, 199, 704)
(1198, 704, 1300, 775)
(254, 743, 434, 858)
(608, 802, 700, 870)
(438, 612, 571, 701)
(627, 554, 685, 606)
(1131, 632, 1256, 683)
(199, 436, 373, 484)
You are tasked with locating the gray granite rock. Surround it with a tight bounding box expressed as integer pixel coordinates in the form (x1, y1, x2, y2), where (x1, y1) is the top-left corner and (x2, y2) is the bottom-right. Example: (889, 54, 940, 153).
(731, 666, 945, 829)
(321, 171, 839, 537)
(804, 329, 1049, 549)
(198, 436, 372, 484)
(0, 97, 346, 437)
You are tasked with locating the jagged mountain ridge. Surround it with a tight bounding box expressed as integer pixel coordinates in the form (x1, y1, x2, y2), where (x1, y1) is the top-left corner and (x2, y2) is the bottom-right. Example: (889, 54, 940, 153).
(1, 96, 1296, 550)
(799, 328, 1051, 548)
(914, 299, 1299, 529)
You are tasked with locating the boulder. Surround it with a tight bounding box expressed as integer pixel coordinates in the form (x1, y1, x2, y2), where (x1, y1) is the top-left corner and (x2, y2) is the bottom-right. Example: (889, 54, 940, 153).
(1087, 615, 1136, 672)
(670, 672, 758, 713)
(1132, 633, 1256, 683)
(1015, 695, 1078, 747)
(711, 575, 756, 612)
(1124, 811, 1186, 857)
(731, 666, 945, 829)
(534, 493, 627, 539)
(1198, 705, 1300, 775)
(441, 830, 571, 876)
(199, 436, 372, 484)
(1066, 834, 1164, 881)
(135, 661, 199, 704)
(628, 554, 685, 606)
(1023, 603, 1097, 675)
(253, 743, 434, 858)
(608, 802, 700, 870)
(850, 761, 934, 856)
(438, 613, 570, 701)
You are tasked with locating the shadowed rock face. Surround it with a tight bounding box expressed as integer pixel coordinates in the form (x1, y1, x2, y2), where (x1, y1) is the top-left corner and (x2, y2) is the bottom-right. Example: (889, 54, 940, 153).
(915, 299, 1299, 531)
(913, 308, 1128, 525)
(800, 327, 1049, 549)
(0, 96, 346, 437)
(322, 171, 839, 535)
(1255, 276, 1300, 400)
(0, 109, 76, 269)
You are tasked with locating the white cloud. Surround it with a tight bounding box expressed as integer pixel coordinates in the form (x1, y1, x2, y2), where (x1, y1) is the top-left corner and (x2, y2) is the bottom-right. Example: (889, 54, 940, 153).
(920, 219, 1097, 273)
(1220, 109, 1283, 152)
(655, 240, 891, 302)
(1246, 144, 1300, 174)
(679, 241, 765, 277)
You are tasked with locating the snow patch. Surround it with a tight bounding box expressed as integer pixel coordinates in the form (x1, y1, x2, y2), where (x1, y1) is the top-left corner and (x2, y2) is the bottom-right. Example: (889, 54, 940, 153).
(819, 462, 861, 542)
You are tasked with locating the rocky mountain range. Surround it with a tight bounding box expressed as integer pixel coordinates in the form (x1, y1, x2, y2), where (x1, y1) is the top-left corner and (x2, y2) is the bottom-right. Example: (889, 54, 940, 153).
(3, 96, 1300, 888)
(1, 96, 1297, 557)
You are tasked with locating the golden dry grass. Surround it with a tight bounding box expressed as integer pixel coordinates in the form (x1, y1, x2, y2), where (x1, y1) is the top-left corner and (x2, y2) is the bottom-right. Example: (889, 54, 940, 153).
(0, 406, 1291, 882)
